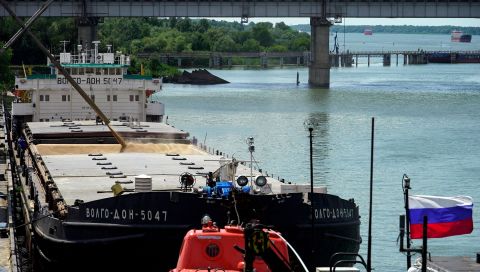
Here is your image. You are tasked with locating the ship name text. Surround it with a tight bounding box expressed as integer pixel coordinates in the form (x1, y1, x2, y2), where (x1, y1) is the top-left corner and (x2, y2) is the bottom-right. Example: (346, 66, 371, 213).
(315, 208, 354, 220)
(85, 208, 168, 222)
(57, 77, 123, 85)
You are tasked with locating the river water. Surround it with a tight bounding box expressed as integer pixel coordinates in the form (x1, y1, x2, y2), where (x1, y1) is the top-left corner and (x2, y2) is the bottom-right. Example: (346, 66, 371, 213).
(154, 33, 480, 271)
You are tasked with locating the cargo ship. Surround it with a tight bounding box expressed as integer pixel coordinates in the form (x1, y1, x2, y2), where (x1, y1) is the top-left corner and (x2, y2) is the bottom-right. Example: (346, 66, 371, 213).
(451, 30, 472, 43)
(7, 42, 361, 271)
(363, 28, 373, 35)
(427, 52, 480, 63)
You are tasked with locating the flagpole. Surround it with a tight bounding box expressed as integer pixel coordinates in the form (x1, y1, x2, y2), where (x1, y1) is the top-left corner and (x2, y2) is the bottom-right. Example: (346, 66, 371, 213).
(403, 174, 412, 268)
(367, 117, 374, 272)
(422, 216, 428, 272)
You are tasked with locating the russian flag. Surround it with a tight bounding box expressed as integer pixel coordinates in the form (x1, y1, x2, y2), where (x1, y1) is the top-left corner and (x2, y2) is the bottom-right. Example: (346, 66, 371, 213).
(408, 195, 473, 239)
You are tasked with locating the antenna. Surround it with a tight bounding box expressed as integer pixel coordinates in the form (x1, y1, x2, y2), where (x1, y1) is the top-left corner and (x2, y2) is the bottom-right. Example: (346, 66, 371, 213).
(60, 40, 69, 53)
(92, 41, 101, 64)
(246, 137, 255, 186)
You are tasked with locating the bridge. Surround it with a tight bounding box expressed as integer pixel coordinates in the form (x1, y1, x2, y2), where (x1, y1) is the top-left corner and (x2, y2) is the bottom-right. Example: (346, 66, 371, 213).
(1, 0, 479, 18)
(2, 0, 479, 87)
(138, 50, 480, 68)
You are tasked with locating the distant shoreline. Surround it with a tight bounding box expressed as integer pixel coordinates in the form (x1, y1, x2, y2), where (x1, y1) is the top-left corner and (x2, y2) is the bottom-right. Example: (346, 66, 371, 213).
(290, 24, 480, 35)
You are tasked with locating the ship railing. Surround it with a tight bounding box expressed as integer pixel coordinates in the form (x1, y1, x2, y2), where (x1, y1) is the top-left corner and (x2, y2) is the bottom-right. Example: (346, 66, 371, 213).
(327, 252, 367, 272)
(49, 52, 130, 66)
(191, 137, 289, 185)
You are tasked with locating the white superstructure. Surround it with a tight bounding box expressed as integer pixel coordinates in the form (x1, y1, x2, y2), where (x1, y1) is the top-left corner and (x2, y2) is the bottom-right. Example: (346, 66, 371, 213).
(13, 41, 164, 123)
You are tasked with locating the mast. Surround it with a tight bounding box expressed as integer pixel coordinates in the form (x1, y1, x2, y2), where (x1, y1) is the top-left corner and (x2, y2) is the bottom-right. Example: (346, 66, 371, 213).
(247, 137, 254, 186)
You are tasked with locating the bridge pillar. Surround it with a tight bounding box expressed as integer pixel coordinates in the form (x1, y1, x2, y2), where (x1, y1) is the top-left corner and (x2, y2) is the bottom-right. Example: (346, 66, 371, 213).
(213, 55, 221, 68)
(296, 56, 301, 66)
(177, 58, 182, 67)
(383, 54, 391, 66)
(77, 17, 100, 49)
(261, 53, 268, 68)
(308, 17, 331, 88)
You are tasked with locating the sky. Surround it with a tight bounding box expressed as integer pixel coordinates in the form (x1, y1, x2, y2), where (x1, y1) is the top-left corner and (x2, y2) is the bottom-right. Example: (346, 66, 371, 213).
(213, 17, 480, 27)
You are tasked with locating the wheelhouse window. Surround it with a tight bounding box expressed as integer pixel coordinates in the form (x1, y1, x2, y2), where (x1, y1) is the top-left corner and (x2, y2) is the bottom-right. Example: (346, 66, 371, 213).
(62, 95, 67, 102)
(135, 95, 139, 102)
(39, 95, 44, 101)
(113, 95, 117, 102)
(129, 95, 134, 102)
(107, 95, 111, 102)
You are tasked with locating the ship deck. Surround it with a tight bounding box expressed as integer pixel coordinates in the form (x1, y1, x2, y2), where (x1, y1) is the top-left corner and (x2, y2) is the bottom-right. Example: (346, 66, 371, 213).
(27, 120, 189, 143)
(26, 121, 327, 205)
(41, 149, 255, 204)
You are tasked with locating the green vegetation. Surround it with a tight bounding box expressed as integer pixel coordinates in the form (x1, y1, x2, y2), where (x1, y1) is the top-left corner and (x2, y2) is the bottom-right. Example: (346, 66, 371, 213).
(291, 24, 480, 35)
(98, 18, 310, 54)
(0, 43, 13, 93)
(2, 17, 479, 76)
(1, 17, 309, 75)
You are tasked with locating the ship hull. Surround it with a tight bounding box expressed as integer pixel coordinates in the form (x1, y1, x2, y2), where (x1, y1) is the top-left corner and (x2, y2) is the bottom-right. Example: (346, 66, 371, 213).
(427, 53, 480, 64)
(32, 191, 360, 271)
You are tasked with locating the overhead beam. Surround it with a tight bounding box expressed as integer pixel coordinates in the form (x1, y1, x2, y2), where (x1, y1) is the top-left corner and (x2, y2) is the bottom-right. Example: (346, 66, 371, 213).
(1, 1, 479, 18)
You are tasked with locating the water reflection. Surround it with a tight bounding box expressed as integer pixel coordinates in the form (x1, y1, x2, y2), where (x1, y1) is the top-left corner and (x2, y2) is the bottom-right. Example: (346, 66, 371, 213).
(305, 112, 330, 184)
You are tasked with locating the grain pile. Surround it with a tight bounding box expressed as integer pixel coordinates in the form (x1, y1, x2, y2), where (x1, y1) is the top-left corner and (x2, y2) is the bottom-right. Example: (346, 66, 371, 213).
(36, 143, 207, 155)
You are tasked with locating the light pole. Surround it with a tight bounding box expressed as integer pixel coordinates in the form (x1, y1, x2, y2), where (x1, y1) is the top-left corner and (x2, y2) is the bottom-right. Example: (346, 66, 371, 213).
(304, 119, 318, 270)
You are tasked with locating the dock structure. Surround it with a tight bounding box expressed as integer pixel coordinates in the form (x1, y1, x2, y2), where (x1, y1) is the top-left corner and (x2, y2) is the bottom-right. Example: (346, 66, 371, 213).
(0, 107, 19, 272)
(138, 50, 479, 69)
(428, 255, 480, 272)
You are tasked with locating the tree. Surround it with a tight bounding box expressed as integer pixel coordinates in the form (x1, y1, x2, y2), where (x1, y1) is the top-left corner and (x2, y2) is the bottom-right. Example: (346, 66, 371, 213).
(176, 18, 192, 32)
(0, 44, 14, 93)
(275, 22, 290, 31)
(241, 39, 261, 52)
(196, 19, 210, 33)
(252, 24, 274, 47)
(189, 32, 209, 51)
(212, 36, 237, 52)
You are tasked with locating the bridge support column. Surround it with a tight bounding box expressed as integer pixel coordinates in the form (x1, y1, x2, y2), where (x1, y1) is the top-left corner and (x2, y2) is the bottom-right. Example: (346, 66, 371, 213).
(309, 17, 331, 87)
(77, 17, 100, 49)
(261, 54, 268, 68)
(383, 54, 391, 66)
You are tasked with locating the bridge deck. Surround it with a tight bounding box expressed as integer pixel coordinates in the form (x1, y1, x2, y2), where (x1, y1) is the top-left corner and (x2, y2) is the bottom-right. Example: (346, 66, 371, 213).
(2, 0, 479, 18)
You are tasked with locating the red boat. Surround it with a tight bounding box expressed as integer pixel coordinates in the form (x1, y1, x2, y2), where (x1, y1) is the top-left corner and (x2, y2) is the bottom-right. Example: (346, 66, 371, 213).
(451, 30, 463, 42)
(363, 28, 373, 35)
(171, 218, 307, 272)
